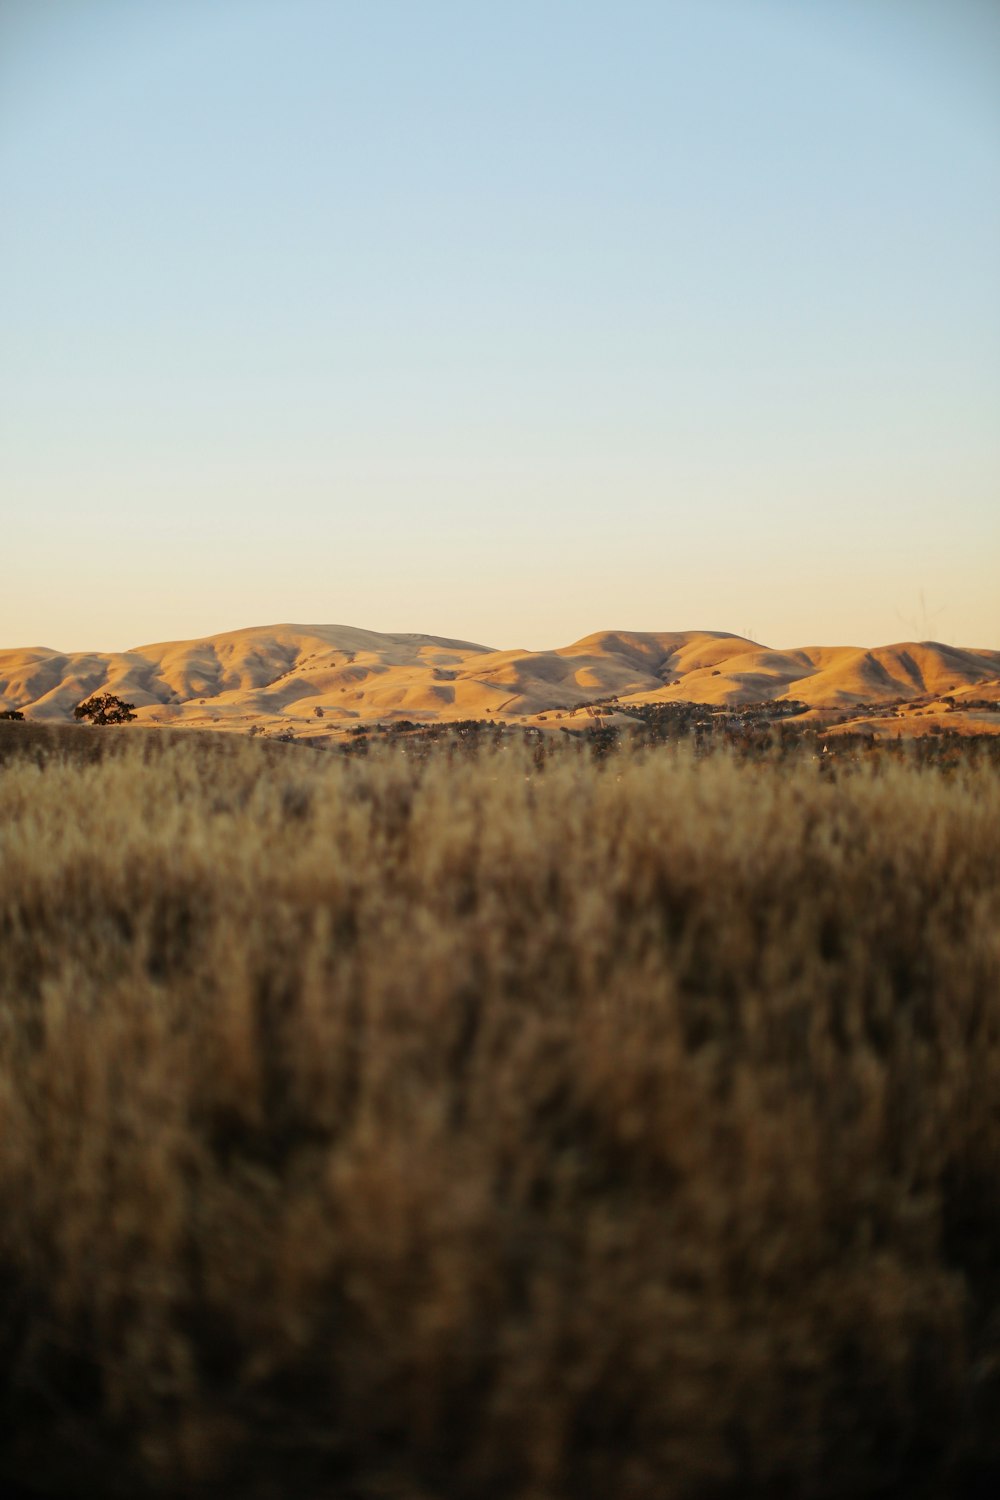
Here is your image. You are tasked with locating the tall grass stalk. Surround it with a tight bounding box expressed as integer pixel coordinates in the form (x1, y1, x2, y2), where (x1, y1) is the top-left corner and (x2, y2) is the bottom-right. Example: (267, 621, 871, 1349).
(1, 732, 999, 1498)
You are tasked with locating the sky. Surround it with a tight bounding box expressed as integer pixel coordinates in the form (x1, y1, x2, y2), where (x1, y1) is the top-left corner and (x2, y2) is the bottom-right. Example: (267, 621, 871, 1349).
(1, 0, 998, 653)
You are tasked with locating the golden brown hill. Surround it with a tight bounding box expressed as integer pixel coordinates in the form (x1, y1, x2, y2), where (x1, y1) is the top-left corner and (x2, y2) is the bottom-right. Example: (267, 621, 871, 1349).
(1, 624, 998, 734)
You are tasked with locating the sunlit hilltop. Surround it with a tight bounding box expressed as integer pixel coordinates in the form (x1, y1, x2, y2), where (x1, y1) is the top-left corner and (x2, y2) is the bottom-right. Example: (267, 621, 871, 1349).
(2, 623, 999, 738)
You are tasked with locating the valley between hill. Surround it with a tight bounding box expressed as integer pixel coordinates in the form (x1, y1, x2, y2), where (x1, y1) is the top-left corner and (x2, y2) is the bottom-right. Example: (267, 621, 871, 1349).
(2, 623, 999, 740)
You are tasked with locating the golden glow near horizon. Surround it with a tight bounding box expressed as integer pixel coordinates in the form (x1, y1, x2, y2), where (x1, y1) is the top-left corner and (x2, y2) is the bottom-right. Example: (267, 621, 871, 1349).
(1, 0, 998, 652)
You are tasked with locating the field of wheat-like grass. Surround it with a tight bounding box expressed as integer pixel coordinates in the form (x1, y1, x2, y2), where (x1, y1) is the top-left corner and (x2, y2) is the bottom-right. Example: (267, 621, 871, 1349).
(1, 725, 999, 1499)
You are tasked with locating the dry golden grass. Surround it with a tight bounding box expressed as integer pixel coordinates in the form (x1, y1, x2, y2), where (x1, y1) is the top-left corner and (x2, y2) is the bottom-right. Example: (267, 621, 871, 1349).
(1, 727, 999, 1498)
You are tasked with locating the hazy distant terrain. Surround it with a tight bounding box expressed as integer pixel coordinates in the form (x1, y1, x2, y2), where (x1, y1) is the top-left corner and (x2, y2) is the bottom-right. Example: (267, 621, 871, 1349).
(2, 623, 999, 736)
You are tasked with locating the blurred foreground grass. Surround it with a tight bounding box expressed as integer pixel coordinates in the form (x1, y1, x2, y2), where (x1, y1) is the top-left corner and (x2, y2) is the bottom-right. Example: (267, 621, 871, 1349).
(1, 725, 999, 1498)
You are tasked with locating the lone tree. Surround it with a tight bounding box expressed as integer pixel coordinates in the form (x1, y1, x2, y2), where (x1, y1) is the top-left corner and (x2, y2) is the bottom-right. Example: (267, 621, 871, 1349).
(73, 694, 137, 725)
(0, 708, 24, 721)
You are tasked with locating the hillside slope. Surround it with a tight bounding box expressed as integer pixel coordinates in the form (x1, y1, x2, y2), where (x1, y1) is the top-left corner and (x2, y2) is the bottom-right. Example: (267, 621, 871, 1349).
(1, 624, 999, 732)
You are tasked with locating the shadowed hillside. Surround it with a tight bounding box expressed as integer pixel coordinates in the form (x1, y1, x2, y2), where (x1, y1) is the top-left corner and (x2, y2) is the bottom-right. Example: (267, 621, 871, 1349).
(1, 625, 998, 735)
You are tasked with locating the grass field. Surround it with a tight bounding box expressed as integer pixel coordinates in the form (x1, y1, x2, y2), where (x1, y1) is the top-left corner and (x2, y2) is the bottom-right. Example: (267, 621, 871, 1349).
(1, 723, 999, 1498)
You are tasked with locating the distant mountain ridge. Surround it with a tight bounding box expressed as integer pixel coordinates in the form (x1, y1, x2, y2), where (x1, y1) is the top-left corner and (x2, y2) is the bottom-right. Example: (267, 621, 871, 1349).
(1, 623, 999, 731)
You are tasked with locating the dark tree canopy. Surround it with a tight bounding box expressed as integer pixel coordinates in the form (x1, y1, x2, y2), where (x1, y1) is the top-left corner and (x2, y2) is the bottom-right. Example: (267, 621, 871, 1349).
(0, 708, 25, 721)
(73, 694, 137, 725)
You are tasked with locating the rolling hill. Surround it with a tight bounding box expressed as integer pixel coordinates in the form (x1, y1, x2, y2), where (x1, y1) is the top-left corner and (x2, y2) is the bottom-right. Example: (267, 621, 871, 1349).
(1, 624, 999, 735)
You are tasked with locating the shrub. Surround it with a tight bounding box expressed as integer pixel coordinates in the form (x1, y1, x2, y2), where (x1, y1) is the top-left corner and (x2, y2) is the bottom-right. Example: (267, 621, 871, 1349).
(73, 693, 137, 724)
(0, 708, 24, 721)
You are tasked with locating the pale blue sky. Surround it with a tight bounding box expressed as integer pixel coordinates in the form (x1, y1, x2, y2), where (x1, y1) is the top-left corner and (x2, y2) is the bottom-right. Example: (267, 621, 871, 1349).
(2, 0, 998, 651)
